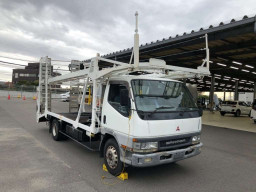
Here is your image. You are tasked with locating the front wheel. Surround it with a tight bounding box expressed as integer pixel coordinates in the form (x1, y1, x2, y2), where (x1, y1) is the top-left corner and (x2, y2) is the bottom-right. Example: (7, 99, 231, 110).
(104, 138, 124, 176)
(234, 110, 241, 117)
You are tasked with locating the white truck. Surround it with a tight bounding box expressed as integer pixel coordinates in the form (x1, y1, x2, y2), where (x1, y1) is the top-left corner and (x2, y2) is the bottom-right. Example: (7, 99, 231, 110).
(251, 99, 256, 123)
(36, 13, 210, 176)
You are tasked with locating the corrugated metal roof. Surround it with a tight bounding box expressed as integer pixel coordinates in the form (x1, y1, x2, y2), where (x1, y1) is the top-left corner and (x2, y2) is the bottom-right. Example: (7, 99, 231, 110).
(101, 15, 256, 92)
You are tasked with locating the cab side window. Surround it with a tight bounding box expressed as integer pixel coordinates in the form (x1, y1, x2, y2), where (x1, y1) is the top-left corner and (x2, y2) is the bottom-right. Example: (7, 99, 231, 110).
(108, 84, 130, 117)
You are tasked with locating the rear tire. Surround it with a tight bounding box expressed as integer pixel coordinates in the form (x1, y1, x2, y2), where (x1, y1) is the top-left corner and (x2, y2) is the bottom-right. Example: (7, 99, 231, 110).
(104, 138, 124, 176)
(254, 120, 256, 124)
(220, 111, 226, 116)
(235, 110, 241, 117)
(51, 119, 65, 141)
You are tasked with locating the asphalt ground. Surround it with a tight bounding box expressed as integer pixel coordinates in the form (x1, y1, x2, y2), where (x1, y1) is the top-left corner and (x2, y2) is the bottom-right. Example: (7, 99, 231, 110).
(0, 98, 256, 192)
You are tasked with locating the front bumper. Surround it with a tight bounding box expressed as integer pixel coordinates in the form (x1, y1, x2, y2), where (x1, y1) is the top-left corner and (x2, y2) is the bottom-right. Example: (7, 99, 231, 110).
(131, 143, 203, 167)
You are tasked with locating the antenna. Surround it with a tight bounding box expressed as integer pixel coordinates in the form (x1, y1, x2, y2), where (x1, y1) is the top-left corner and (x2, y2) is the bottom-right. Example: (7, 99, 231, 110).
(134, 11, 139, 68)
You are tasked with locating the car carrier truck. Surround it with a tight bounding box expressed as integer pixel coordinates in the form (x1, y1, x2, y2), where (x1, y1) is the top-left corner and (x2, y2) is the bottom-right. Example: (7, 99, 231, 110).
(36, 12, 210, 176)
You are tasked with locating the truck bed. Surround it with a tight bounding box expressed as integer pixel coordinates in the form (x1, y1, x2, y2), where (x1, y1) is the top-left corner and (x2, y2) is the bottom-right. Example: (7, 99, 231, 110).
(59, 112, 92, 124)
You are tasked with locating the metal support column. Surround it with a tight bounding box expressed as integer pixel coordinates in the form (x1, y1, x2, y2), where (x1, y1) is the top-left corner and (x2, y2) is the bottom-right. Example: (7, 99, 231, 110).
(254, 81, 256, 99)
(234, 80, 239, 101)
(223, 89, 226, 101)
(209, 74, 215, 111)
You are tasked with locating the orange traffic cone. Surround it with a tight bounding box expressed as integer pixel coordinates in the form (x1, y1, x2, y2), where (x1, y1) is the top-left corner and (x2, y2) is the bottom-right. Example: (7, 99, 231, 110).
(23, 96, 26, 100)
(8, 94, 10, 100)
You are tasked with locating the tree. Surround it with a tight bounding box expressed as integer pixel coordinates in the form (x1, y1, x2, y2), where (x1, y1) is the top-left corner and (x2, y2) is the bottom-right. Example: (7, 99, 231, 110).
(33, 80, 39, 86)
(17, 80, 30, 85)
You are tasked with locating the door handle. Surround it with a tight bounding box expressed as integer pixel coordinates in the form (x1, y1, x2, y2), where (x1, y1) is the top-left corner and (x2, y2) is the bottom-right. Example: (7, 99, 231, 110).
(103, 115, 106, 124)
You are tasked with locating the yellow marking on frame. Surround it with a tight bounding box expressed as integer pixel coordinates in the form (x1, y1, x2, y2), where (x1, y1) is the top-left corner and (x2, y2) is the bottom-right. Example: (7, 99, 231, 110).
(88, 87, 91, 105)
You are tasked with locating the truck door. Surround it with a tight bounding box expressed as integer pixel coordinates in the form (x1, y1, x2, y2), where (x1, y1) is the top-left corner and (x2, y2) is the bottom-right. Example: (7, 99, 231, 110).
(101, 82, 131, 135)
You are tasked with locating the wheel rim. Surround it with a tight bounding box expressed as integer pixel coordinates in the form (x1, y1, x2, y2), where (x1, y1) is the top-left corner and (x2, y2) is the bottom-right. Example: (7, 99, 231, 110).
(106, 145, 118, 169)
(52, 124, 57, 137)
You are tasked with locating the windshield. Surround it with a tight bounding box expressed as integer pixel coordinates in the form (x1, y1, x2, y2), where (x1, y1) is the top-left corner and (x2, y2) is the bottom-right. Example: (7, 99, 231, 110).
(131, 79, 197, 112)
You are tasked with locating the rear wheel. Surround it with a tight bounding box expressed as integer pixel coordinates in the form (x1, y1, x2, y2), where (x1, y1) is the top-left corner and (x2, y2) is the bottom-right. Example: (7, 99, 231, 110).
(104, 138, 124, 176)
(254, 120, 256, 124)
(51, 119, 65, 141)
(220, 111, 226, 116)
(235, 110, 241, 117)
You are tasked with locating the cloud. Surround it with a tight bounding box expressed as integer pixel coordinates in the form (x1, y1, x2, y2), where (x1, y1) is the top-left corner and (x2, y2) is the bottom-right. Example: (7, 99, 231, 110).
(0, 0, 256, 81)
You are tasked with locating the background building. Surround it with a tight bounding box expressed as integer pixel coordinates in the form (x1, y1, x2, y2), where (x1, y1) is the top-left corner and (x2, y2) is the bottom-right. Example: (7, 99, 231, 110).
(12, 63, 60, 85)
(12, 63, 40, 84)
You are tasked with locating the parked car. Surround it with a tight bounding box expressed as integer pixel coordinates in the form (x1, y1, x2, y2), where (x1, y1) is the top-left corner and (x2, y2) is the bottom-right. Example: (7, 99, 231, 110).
(60, 92, 70, 102)
(250, 99, 256, 123)
(220, 101, 251, 117)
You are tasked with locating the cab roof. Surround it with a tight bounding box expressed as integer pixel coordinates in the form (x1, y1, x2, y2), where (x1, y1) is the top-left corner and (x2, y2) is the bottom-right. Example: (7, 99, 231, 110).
(109, 75, 181, 83)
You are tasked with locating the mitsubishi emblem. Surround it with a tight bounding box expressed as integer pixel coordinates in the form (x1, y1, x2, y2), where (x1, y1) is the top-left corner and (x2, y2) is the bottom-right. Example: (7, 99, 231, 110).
(176, 126, 180, 131)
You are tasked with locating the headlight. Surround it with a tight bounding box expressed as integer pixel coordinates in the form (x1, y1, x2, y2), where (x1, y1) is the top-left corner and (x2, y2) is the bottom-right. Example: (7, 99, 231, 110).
(192, 135, 200, 144)
(133, 142, 158, 153)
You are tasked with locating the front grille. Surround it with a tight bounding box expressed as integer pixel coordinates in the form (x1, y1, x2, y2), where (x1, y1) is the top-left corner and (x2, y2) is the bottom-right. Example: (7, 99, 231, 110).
(159, 137, 191, 148)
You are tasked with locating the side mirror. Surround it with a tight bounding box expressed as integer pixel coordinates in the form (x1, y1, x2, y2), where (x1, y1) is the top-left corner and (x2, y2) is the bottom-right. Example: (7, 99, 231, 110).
(199, 108, 203, 116)
(120, 89, 130, 107)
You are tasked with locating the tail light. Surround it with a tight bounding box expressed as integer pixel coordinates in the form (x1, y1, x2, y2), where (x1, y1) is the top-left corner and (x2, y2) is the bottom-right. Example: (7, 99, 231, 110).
(232, 105, 236, 108)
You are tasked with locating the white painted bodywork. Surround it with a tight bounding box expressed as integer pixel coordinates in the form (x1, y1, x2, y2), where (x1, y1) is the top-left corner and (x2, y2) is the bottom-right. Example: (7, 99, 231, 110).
(251, 109, 256, 120)
(101, 75, 202, 149)
(221, 101, 251, 115)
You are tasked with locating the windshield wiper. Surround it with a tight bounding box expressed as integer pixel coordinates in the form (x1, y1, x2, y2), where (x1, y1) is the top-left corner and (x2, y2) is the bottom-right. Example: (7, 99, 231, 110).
(148, 106, 175, 116)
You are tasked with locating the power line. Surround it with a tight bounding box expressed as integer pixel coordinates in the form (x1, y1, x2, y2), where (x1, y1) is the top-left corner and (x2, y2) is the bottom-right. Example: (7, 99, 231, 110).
(0, 56, 37, 62)
(0, 55, 71, 63)
(53, 69, 69, 71)
(0, 64, 22, 69)
(52, 59, 70, 62)
(0, 60, 69, 67)
(51, 63, 70, 66)
(0, 60, 27, 66)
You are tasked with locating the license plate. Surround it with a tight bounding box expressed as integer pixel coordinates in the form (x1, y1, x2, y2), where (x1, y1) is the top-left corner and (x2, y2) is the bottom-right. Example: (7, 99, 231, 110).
(173, 151, 185, 159)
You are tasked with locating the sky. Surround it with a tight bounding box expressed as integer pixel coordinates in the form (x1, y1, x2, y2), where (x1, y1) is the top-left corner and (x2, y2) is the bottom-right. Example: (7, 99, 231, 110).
(0, 0, 256, 81)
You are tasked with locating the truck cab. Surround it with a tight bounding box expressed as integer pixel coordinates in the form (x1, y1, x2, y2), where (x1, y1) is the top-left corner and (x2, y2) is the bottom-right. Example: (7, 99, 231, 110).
(101, 76, 202, 175)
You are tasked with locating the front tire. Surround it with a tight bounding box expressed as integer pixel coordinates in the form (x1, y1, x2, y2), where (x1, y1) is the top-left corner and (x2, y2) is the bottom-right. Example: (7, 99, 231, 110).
(104, 138, 124, 176)
(235, 110, 241, 117)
